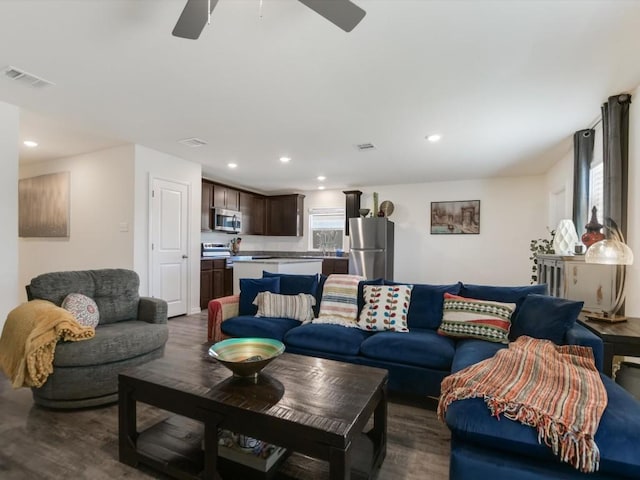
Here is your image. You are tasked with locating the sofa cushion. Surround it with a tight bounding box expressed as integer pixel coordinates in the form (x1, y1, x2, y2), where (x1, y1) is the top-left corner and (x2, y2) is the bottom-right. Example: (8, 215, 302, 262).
(314, 274, 328, 317)
(52, 320, 168, 367)
(451, 338, 506, 373)
(239, 277, 280, 316)
(221, 315, 299, 342)
(357, 284, 413, 332)
(386, 281, 461, 329)
(360, 328, 456, 370)
(445, 374, 640, 478)
(90, 269, 140, 324)
(438, 293, 515, 344)
(284, 323, 373, 356)
(262, 271, 318, 295)
(62, 293, 100, 328)
(253, 292, 315, 323)
(28, 269, 140, 324)
(459, 283, 547, 323)
(510, 294, 583, 344)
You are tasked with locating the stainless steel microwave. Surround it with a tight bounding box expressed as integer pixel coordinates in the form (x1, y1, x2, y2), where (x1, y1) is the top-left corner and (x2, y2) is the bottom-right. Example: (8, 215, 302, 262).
(213, 208, 242, 233)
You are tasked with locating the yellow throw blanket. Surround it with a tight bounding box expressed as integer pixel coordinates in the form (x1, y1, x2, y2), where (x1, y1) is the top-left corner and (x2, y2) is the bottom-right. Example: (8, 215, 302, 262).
(0, 299, 95, 388)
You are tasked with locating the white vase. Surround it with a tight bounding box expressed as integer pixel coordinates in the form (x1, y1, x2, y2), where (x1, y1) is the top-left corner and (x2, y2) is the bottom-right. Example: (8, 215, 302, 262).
(553, 219, 579, 255)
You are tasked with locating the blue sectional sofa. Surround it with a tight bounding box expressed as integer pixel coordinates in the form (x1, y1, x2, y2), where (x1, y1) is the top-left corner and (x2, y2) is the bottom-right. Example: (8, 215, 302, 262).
(207, 274, 640, 479)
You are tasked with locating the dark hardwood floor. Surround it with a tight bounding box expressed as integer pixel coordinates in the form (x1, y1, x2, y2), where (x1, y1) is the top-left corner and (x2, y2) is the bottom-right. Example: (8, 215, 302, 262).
(0, 312, 450, 479)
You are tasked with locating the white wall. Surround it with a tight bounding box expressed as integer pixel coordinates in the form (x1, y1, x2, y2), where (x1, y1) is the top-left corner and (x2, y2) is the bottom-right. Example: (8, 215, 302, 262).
(19, 145, 136, 298)
(0, 102, 19, 331)
(133, 145, 202, 314)
(204, 177, 547, 285)
(544, 146, 573, 231)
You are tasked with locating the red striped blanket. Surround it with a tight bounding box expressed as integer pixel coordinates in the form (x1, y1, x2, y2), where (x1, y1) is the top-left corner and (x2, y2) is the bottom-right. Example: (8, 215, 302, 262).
(438, 336, 607, 473)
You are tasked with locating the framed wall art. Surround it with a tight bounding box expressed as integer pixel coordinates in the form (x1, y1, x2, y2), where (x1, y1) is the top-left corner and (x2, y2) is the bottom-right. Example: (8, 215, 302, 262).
(430, 200, 480, 234)
(19, 171, 70, 237)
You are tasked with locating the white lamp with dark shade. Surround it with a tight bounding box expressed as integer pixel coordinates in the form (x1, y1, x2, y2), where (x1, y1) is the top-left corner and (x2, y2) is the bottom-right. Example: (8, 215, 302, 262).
(585, 238, 634, 322)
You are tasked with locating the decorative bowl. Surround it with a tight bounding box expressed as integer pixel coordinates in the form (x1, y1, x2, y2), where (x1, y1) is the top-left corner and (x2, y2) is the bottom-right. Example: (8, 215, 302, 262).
(358, 208, 371, 217)
(208, 338, 285, 378)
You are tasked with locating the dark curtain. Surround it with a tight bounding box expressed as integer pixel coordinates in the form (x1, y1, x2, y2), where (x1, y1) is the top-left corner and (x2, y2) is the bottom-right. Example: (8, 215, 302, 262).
(602, 93, 632, 240)
(572, 129, 594, 233)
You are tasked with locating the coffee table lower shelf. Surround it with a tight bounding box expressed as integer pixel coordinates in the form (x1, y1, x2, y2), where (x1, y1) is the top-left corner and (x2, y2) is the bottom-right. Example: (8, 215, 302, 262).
(134, 415, 381, 480)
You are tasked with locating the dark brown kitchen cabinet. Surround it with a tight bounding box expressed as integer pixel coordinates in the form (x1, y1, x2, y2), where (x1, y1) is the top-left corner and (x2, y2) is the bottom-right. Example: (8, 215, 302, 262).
(239, 191, 265, 235)
(213, 184, 240, 211)
(201, 181, 213, 231)
(200, 259, 232, 309)
(343, 190, 362, 236)
(266, 194, 305, 236)
(322, 258, 349, 276)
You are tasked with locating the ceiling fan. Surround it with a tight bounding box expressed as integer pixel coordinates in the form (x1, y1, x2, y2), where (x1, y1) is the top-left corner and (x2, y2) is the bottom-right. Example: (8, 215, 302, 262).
(172, 0, 366, 40)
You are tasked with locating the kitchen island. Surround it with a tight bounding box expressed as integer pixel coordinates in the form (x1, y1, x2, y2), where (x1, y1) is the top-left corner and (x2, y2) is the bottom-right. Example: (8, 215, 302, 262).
(232, 258, 323, 294)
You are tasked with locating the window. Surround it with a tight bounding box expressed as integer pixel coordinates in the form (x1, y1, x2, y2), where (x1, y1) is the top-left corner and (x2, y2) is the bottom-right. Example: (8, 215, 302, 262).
(588, 123, 604, 224)
(308, 208, 345, 252)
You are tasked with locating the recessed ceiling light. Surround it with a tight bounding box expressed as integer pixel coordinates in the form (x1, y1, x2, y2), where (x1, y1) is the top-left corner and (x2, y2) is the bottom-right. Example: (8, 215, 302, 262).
(318, 186, 325, 190)
(23, 140, 38, 148)
(317, 176, 326, 181)
(279, 156, 291, 163)
(227, 163, 237, 169)
(426, 134, 442, 143)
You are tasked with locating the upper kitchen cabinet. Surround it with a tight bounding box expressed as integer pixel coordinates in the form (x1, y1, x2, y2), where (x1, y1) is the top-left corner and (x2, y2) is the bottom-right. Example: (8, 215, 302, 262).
(239, 191, 265, 235)
(266, 194, 305, 236)
(213, 184, 240, 211)
(343, 190, 362, 236)
(201, 180, 213, 231)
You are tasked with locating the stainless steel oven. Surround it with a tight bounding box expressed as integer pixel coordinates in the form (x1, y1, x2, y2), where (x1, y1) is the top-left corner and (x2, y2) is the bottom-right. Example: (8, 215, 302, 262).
(213, 208, 242, 233)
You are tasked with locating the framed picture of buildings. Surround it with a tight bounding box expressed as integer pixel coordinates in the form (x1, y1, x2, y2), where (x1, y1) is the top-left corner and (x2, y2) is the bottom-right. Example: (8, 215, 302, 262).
(430, 200, 480, 234)
(19, 171, 70, 237)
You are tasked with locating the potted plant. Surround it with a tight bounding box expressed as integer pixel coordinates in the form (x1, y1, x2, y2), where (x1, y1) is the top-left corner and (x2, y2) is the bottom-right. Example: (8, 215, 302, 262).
(529, 230, 555, 284)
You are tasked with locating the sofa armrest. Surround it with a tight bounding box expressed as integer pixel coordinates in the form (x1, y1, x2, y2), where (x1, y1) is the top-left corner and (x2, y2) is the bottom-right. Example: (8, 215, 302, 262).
(138, 297, 168, 324)
(565, 323, 603, 372)
(208, 295, 240, 342)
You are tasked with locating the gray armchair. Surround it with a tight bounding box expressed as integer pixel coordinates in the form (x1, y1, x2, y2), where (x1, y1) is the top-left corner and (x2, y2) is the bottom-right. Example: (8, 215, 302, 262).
(26, 268, 168, 409)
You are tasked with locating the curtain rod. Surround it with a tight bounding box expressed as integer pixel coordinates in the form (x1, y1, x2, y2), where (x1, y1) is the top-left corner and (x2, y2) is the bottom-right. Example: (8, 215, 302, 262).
(587, 116, 602, 130)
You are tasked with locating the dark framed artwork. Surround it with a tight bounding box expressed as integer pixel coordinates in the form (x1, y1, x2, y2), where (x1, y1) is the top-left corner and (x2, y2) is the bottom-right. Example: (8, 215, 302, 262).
(430, 200, 480, 234)
(19, 172, 70, 237)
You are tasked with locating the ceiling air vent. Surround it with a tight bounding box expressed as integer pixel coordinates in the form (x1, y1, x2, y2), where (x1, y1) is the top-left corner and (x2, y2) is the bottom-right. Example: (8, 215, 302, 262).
(2, 66, 55, 88)
(178, 137, 208, 148)
(356, 142, 376, 151)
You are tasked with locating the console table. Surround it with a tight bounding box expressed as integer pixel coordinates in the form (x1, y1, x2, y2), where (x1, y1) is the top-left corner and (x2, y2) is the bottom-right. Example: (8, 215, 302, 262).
(536, 254, 616, 312)
(578, 316, 640, 377)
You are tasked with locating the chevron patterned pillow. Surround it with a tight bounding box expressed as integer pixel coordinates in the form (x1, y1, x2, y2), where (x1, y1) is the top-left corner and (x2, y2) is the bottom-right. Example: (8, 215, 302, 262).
(438, 293, 515, 344)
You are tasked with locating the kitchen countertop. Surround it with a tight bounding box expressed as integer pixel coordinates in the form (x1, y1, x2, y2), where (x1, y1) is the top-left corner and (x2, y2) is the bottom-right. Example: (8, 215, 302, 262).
(232, 257, 324, 264)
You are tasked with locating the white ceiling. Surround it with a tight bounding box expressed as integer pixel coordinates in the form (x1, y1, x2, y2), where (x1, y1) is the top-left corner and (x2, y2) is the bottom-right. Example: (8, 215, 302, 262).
(3, 0, 640, 194)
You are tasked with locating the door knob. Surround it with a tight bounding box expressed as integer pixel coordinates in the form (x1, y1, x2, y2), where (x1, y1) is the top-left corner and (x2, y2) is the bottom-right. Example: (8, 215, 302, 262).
(182, 255, 188, 259)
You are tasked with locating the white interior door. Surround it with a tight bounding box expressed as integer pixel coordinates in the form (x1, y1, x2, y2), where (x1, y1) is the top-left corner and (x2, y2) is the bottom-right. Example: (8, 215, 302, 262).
(151, 178, 189, 317)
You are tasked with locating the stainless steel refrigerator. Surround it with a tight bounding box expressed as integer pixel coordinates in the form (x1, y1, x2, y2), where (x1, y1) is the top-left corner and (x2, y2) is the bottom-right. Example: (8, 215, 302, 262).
(348, 217, 394, 280)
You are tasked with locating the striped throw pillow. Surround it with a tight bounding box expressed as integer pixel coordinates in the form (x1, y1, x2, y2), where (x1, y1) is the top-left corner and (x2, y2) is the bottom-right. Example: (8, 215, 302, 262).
(438, 293, 515, 344)
(253, 292, 316, 323)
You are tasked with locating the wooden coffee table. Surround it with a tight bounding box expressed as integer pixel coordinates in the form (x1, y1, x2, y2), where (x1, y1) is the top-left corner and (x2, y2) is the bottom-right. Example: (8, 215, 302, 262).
(118, 350, 388, 480)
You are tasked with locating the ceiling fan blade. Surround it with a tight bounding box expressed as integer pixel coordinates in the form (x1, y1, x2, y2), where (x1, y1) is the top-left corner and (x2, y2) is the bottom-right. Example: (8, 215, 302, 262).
(297, 0, 366, 32)
(172, 0, 220, 40)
